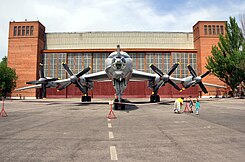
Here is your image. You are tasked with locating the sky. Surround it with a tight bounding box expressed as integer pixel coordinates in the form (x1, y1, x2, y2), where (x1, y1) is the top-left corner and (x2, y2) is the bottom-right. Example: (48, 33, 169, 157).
(0, 0, 245, 59)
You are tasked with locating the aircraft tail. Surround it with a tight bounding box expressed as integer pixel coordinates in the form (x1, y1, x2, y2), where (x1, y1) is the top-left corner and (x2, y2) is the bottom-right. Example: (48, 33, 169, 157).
(116, 45, 121, 57)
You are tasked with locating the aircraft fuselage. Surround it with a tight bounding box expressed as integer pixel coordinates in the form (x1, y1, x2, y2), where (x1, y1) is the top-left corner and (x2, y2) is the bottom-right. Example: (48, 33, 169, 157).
(105, 51, 133, 98)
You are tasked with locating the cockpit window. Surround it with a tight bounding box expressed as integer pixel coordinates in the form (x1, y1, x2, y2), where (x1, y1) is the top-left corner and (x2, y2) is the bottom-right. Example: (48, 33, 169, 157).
(108, 54, 116, 58)
(108, 53, 130, 58)
(122, 54, 130, 58)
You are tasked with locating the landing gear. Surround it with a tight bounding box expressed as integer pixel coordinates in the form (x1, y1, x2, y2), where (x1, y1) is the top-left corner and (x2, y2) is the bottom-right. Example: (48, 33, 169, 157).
(113, 99, 118, 110)
(150, 94, 160, 103)
(81, 95, 91, 102)
(113, 98, 125, 110)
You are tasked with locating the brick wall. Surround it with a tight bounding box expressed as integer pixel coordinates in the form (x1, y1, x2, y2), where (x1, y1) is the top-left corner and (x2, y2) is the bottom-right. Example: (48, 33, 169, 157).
(7, 21, 45, 98)
(193, 21, 227, 96)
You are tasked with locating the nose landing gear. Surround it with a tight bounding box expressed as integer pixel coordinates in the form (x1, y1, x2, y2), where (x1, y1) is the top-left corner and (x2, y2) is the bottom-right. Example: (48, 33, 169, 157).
(113, 98, 125, 110)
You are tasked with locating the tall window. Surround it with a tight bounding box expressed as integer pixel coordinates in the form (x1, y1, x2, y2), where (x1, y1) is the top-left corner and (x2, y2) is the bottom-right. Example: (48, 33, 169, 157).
(84, 53, 92, 72)
(221, 25, 224, 35)
(13, 26, 17, 36)
(102, 53, 110, 70)
(216, 25, 220, 35)
(181, 53, 189, 78)
(189, 53, 197, 74)
(18, 26, 21, 36)
(49, 54, 57, 78)
(30, 26, 34, 36)
(129, 53, 137, 69)
(172, 53, 181, 78)
(212, 25, 216, 35)
(58, 53, 67, 79)
(43, 54, 49, 77)
(26, 26, 29, 36)
(155, 53, 162, 69)
(163, 53, 171, 72)
(93, 53, 101, 73)
(208, 25, 212, 35)
(204, 25, 207, 35)
(68, 53, 76, 74)
(22, 26, 25, 36)
(146, 53, 154, 73)
(137, 53, 145, 71)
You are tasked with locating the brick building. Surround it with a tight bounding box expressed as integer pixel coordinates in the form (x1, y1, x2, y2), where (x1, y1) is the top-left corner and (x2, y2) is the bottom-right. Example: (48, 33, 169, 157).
(7, 20, 227, 99)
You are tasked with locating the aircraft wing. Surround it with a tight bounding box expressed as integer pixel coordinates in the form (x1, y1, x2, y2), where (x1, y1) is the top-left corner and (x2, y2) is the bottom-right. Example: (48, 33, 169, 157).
(131, 69, 183, 83)
(83, 71, 110, 82)
(131, 69, 156, 81)
(168, 77, 183, 84)
(203, 82, 226, 88)
(15, 84, 42, 91)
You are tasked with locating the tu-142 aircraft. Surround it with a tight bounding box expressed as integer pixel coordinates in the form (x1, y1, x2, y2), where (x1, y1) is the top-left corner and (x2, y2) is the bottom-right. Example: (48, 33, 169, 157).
(16, 45, 225, 110)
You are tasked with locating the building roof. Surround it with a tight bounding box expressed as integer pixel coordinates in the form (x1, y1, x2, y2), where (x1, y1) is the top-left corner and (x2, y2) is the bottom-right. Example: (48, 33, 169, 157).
(45, 31, 194, 50)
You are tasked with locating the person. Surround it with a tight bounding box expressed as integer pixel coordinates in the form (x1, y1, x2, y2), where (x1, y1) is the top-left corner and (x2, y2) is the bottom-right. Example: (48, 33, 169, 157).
(189, 96, 194, 113)
(174, 97, 184, 114)
(195, 98, 200, 115)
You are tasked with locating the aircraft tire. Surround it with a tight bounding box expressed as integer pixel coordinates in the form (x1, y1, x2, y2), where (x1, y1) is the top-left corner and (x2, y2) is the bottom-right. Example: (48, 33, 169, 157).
(81, 96, 91, 102)
(113, 99, 119, 110)
(121, 99, 125, 110)
(156, 95, 160, 102)
(150, 95, 160, 103)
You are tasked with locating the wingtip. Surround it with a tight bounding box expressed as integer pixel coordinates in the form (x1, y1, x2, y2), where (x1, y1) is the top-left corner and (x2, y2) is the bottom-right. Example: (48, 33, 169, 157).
(40, 63, 43, 66)
(149, 64, 152, 67)
(177, 62, 180, 64)
(57, 90, 59, 92)
(180, 90, 183, 92)
(187, 64, 190, 66)
(182, 88, 185, 90)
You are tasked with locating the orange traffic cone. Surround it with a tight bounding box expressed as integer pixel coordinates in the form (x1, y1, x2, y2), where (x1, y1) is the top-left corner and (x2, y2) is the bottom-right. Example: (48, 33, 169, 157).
(183, 99, 190, 113)
(0, 99, 7, 117)
(107, 101, 116, 119)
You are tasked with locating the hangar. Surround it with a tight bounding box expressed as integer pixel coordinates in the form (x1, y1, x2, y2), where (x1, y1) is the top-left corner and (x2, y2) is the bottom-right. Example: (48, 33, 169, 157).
(7, 20, 227, 99)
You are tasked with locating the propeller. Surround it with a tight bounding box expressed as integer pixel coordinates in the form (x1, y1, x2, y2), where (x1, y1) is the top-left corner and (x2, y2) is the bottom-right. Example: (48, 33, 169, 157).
(185, 64, 211, 93)
(26, 63, 59, 98)
(150, 62, 182, 92)
(57, 63, 91, 94)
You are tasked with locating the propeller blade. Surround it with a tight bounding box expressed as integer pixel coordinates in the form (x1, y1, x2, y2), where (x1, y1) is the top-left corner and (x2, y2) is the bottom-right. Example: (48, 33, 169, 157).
(76, 66, 91, 78)
(168, 79, 181, 91)
(200, 71, 211, 78)
(62, 63, 74, 76)
(153, 80, 165, 92)
(184, 81, 196, 89)
(149, 64, 163, 77)
(75, 81, 86, 94)
(187, 64, 197, 77)
(39, 63, 45, 78)
(198, 82, 208, 93)
(26, 80, 40, 85)
(168, 62, 179, 76)
(46, 78, 59, 82)
(58, 82, 72, 91)
(41, 83, 46, 98)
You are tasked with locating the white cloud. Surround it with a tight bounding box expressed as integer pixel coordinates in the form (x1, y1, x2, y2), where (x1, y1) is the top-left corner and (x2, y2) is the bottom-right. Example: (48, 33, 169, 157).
(1, 0, 245, 59)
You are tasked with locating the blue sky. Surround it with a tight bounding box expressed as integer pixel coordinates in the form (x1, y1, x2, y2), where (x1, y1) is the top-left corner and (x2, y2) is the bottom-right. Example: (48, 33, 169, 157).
(0, 0, 245, 59)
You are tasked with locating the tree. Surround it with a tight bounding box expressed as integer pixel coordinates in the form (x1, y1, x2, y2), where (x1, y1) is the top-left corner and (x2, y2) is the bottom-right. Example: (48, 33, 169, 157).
(0, 56, 17, 98)
(206, 17, 245, 95)
(240, 13, 245, 37)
